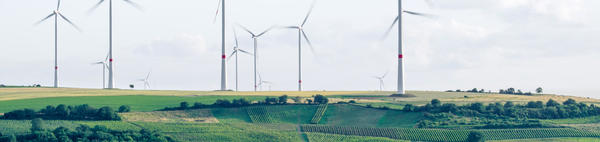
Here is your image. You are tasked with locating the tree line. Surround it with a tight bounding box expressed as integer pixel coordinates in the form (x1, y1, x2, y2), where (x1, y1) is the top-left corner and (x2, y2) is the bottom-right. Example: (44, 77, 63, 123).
(0, 118, 174, 142)
(447, 87, 544, 96)
(1, 104, 126, 120)
(404, 98, 600, 119)
(162, 95, 329, 111)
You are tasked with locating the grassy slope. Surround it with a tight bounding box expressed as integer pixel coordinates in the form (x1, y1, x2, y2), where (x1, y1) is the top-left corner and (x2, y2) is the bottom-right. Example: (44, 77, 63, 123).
(321, 104, 422, 128)
(490, 137, 600, 142)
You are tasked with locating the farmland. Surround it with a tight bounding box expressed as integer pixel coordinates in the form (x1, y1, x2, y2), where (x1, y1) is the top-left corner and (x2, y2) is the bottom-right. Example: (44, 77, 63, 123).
(2, 88, 600, 141)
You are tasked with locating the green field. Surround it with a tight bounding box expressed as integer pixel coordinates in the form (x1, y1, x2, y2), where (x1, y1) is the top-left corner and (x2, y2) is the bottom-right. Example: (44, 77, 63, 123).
(2, 88, 600, 142)
(0, 95, 267, 112)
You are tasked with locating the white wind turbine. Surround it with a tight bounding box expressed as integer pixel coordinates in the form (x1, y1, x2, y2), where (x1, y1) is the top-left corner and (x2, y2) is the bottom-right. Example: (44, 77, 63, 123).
(372, 71, 389, 91)
(238, 24, 274, 92)
(383, 0, 436, 95)
(214, 0, 227, 91)
(228, 28, 254, 91)
(257, 72, 273, 91)
(137, 72, 151, 90)
(89, 0, 143, 89)
(92, 53, 109, 88)
(284, 2, 317, 91)
(35, 0, 81, 88)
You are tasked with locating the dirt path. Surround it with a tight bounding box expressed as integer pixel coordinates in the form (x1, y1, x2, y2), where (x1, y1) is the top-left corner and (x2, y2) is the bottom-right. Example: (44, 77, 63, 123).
(297, 114, 309, 142)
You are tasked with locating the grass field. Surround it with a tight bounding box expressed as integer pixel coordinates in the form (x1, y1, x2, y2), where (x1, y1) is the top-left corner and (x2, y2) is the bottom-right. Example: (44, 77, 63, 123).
(490, 137, 600, 142)
(2, 88, 600, 141)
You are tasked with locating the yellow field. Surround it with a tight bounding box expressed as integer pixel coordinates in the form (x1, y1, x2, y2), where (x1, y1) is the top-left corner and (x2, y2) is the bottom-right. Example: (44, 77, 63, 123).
(0, 88, 389, 101)
(120, 109, 218, 123)
(0, 88, 598, 104)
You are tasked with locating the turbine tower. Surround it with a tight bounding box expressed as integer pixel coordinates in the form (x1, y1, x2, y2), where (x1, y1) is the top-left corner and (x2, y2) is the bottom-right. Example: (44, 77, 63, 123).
(238, 25, 273, 92)
(92, 53, 109, 88)
(89, 0, 142, 89)
(285, 2, 316, 91)
(214, 0, 227, 91)
(228, 28, 253, 91)
(384, 0, 435, 94)
(35, 0, 81, 88)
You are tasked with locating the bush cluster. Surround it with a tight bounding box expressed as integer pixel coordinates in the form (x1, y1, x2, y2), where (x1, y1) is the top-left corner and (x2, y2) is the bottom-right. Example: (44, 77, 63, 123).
(1, 104, 122, 120)
(406, 99, 600, 119)
(0, 119, 174, 142)
(162, 95, 329, 111)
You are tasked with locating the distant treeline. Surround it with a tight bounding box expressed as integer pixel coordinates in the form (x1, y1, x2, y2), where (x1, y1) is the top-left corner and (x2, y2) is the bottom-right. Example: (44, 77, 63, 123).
(0, 118, 174, 142)
(447, 87, 544, 96)
(162, 95, 329, 111)
(1, 104, 126, 120)
(405, 98, 600, 119)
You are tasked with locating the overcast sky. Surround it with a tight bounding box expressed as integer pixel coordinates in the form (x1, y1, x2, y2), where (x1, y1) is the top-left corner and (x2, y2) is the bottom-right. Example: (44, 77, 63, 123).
(1, 0, 599, 97)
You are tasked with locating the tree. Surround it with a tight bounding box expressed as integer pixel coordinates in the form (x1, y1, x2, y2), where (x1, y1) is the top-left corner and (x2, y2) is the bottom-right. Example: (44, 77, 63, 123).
(470, 103, 484, 112)
(291, 96, 302, 103)
(278, 95, 288, 104)
(118, 105, 131, 113)
(31, 118, 44, 132)
(547, 99, 560, 107)
(564, 98, 577, 106)
(180, 102, 189, 109)
(536, 87, 543, 94)
(98, 106, 120, 120)
(403, 104, 414, 112)
(467, 131, 484, 142)
(504, 101, 515, 108)
(431, 99, 441, 108)
(313, 95, 329, 104)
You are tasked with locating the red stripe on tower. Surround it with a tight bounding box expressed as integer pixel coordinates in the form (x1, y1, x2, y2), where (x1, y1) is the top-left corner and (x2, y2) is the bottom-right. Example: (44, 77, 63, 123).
(55, 66, 58, 70)
(398, 54, 403, 59)
(109, 59, 113, 62)
(222, 54, 226, 59)
(299, 80, 302, 83)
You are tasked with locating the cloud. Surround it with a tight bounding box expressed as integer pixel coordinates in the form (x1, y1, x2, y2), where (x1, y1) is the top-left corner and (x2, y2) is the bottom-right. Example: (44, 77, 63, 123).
(134, 34, 208, 58)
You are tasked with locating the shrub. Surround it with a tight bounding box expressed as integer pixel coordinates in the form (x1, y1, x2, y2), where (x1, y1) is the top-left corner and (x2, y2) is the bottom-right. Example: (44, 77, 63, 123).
(118, 105, 131, 113)
(467, 131, 484, 142)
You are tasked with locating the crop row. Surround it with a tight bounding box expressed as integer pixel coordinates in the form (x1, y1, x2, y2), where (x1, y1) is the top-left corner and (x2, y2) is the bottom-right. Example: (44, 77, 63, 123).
(246, 106, 273, 123)
(310, 104, 328, 124)
(300, 125, 600, 142)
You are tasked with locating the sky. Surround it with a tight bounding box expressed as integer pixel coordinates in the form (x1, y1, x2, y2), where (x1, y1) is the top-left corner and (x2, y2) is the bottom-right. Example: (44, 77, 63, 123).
(0, 0, 599, 98)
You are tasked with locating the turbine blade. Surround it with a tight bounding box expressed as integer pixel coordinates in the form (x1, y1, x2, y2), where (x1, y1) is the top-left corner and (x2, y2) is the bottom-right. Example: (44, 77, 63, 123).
(238, 49, 254, 56)
(381, 16, 399, 40)
(237, 24, 255, 36)
(105, 52, 110, 62)
(232, 26, 239, 47)
(301, 1, 316, 27)
(58, 13, 82, 32)
(403, 10, 437, 18)
(34, 13, 56, 25)
(382, 70, 389, 78)
(87, 0, 105, 15)
(57, 0, 61, 10)
(301, 30, 316, 55)
(123, 0, 144, 12)
(227, 50, 237, 61)
(213, 0, 222, 23)
(146, 71, 151, 80)
(256, 26, 274, 37)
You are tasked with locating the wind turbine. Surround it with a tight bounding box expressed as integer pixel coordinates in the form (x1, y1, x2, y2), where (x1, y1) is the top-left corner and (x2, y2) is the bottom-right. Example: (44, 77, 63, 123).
(214, 0, 227, 91)
(35, 0, 81, 88)
(372, 71, 389, 91)
(228, 28, 253, 91)
(285, 2, 317, 91)
(137, 72, 151, 90)
(383, 0, 435, 95)
(89, 0, 143, 89)
(257, 72, 273, 91)
(238, 24, 273, 92)
(92, 53, 109, 88)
